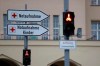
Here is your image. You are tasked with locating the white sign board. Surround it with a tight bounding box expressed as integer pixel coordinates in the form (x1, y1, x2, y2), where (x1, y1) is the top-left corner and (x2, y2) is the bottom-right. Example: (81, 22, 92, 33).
(7, 24, 48, 36)
(7, 10, 49, 21)
(60, 41, 76, 49)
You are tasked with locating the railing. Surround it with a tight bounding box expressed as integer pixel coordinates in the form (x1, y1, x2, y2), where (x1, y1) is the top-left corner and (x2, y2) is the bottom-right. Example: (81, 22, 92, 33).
(0, 34, 98, 40)
(0, 34, 62, 40)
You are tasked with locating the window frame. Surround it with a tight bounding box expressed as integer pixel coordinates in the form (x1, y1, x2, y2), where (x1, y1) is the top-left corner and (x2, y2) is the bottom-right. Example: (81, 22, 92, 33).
(91, 21, 100, 40)
(91, 0, 100, 6)
(53, 15, 60, 40)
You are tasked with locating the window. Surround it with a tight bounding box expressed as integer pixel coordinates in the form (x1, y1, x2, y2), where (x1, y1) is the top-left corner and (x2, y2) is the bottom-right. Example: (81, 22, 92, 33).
(53, 15, 60, 40)
(53, 29, 59, 40)
(91, 0, 100, 5)
(53, 15, 59, 28)
(91, 21, 100, 40)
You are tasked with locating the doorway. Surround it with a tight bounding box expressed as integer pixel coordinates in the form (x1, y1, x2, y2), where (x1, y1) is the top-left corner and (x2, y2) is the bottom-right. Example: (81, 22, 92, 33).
(50, 60, 81, 66)
(0, 58, 19, 66)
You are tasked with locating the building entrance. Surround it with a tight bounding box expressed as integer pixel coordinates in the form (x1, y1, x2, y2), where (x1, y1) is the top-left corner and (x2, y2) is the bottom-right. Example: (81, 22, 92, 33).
(50, 60, 80, 66)
(0, 58, 19, 66)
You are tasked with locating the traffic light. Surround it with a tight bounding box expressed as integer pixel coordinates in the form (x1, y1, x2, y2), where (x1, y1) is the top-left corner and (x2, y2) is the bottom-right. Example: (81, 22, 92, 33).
(63, 11, 75, 37)
(23, 49, 31, 65)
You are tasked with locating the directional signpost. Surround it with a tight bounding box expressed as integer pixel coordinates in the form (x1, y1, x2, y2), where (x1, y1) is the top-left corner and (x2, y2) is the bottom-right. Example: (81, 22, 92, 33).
(7, 24, 48, 36)
(7, 10, 49, 21)
(7, 4, 49, 66)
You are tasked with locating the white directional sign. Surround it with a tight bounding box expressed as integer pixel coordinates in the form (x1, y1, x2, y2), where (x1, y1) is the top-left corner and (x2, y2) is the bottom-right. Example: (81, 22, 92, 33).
(60, 41, 76, 49)
(7, 24, 48, 36)
(7, 10, 49, 21)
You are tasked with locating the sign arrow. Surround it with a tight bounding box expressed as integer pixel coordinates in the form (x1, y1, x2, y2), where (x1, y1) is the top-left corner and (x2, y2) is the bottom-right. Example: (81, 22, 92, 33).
(7, 24, 48, 36)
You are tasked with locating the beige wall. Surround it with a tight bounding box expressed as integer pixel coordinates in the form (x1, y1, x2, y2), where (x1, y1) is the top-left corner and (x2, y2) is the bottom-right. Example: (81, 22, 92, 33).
(0, 40, 100, 66)
(86, 0, 100, 39)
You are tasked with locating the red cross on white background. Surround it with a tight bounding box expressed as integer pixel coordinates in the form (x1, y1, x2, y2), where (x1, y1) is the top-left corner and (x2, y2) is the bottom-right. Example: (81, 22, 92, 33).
(10, 27, 15, 32)
(12, 13, 17, 18)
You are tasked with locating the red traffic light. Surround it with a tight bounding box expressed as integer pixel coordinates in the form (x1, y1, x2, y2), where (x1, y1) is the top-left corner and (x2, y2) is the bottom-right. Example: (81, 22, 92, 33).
(23, 50, 30, 57)
(66, 13, 72, 22)
(63, 11, 75, 36)
(63, 11, 75, 23)
(25, 50, 29, 56)
(23, 49, 31, 65)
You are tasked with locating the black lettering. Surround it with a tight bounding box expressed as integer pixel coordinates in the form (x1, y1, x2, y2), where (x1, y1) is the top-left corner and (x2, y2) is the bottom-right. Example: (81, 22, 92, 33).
(19, 14, 41, 18)
(23, 31, 33, 34)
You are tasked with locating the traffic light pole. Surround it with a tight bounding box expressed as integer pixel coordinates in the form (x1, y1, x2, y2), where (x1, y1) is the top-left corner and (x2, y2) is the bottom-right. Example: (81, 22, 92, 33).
(24, 4, 28, 66)
(64, 0, 70, 66)
(64, 36, 70, 66)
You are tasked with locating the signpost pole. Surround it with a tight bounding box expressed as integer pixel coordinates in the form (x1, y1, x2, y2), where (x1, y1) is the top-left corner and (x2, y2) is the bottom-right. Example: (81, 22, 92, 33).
(24, 4, 28, 66)
(24, 4, 28, 49)
(24, 35, 28, 49)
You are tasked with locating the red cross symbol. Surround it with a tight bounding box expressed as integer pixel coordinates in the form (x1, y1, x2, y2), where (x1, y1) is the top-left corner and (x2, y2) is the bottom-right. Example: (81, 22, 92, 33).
(10, 27, 15, 32)
(12, 13, 17, 18)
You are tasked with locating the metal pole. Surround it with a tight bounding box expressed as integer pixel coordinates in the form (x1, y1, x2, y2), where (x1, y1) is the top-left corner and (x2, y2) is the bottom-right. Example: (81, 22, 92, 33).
(24, 36, 28, 49)
(24, 4, 28, 49)
(24, 4, 28, 66)
(64, 36, 69, 66)
(64, 0, 70, 66)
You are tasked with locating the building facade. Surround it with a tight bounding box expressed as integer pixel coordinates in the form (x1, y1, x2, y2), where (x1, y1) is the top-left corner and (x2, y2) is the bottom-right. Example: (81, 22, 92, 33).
(0, 0, 100, 66)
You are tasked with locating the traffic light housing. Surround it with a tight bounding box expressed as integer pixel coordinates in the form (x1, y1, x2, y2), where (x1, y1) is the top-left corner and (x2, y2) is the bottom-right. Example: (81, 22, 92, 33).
(63, 11, 75, 37)
(23, 49, 31, 65)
